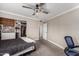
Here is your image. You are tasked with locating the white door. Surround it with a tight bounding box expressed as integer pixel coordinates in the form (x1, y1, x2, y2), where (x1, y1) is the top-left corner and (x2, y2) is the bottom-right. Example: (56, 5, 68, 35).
(39, 23, 43, 39)
(43, 23, 47, 40)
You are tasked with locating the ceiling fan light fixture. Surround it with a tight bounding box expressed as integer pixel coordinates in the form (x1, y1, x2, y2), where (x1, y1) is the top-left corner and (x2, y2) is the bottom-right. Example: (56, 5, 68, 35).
(22, 3, 49, 15)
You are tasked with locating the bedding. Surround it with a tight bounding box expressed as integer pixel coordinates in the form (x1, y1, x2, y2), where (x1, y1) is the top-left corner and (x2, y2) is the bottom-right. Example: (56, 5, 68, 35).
(21, 37, 36, 43)
(0, 53, 10, 56)
(12, 46, 35, 56)
(0, 38, 35, 56)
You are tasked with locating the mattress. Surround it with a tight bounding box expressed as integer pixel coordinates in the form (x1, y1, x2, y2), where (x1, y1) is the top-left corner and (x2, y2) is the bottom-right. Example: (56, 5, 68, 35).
(0, 38, 35, 56)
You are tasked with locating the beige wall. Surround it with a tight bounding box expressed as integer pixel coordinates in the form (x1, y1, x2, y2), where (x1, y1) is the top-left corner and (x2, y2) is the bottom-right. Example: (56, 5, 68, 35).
(27, 20, 41, 40)
(47, 8, 79, 48)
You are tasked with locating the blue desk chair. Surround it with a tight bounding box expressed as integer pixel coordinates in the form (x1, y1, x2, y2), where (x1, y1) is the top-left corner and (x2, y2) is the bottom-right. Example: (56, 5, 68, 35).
(64, 36, 79, 56)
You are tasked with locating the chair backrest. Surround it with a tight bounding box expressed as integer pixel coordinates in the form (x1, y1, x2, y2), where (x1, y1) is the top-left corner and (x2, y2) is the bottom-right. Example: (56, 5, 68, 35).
(64, 36, 75, 48)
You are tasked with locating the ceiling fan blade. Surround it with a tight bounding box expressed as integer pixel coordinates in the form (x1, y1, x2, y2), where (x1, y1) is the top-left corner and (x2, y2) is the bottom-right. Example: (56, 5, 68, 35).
(39, 3, 45, 6)
(22, 6, 34, 10)
(35, 3, 45, 8)
(42, 10, 49, 14)
(23, 3, 35, 7)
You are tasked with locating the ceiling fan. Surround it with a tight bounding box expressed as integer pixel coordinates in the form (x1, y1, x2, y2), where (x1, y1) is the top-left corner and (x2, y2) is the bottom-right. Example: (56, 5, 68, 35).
(22, 3, 49, 15)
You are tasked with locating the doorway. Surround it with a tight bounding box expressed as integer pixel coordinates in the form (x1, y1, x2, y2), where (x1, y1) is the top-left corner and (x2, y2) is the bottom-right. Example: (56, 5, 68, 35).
(21, 21, 27, 37)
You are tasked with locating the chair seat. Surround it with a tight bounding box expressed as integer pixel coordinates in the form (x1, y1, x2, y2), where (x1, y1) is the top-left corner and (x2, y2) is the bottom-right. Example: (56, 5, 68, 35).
(64, 36, 79, 56)
(73, 48, 79, 52)
(67, 51, 78, 56)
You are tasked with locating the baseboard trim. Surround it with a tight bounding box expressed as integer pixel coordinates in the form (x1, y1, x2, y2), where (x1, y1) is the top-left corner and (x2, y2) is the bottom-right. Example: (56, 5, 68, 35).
(47, 40, 64, 50)
(41, 39, 64, 50)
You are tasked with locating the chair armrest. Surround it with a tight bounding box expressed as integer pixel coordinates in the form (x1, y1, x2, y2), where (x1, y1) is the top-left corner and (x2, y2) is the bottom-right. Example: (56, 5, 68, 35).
(64, 47, 69, 51)
(64, 47, 70, 56)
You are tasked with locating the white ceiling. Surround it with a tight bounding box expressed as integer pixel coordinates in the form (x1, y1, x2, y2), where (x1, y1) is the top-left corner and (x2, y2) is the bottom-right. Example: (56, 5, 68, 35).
(0, 3, 79, 22)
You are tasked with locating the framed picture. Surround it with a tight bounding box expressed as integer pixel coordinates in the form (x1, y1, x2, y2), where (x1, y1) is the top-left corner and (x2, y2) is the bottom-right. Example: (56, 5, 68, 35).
(2, 26, 15, 33)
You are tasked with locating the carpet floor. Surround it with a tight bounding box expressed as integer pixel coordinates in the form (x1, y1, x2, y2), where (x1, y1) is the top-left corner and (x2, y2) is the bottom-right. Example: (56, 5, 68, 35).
(26, 40, 65, 56)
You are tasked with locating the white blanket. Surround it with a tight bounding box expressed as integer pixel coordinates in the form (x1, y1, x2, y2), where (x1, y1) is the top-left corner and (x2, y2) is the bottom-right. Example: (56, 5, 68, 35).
(21, 37, 36, 43)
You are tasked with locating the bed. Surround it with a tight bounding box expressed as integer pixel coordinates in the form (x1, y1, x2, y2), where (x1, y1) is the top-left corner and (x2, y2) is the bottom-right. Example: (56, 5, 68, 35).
(0, 24, 36, 56)
(0, 37, 36, 56)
